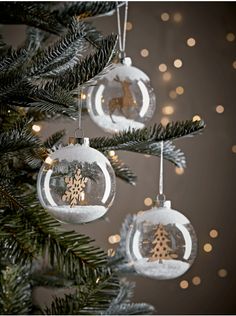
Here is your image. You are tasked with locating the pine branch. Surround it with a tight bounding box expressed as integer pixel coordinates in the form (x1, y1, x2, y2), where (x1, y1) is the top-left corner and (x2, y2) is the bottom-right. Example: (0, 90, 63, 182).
(43, 130, 65, 149)
(44, 270, 120, 315)
(91, 120, 205, 167)
(107, 154, 137, 185)
(0, 3, 63, 35)
(0, 264, 32, 315)
(51, 34, 117, 91)
(58, 2, 119, 26)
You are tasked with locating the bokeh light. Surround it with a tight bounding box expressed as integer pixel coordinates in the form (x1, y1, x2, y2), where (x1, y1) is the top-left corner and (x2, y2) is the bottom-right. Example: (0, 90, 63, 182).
(144, 197, 153, 206)
(108, 234, 121, 244)
(176, 86, 184, 95)
(226, 32, 235, 42)
(175, 167, 184, 175)
(126, 21, 133, 31)
(216, 105, 224, 114)
(179, 280, 189, 289)
(32, 124, 41, 132)
(173, 13, 182, 23)
(169, 90, 177, 99)
(159, 63, 167, 72)
(209, 229, 219, 238)
(162, 105, 174, 115)
(232, 145, 236, 153)
(187, 37, 196, 47)
(161, 12, 170, 21)
(203, 243, 213, 253)
(162, 71, 172, 81)
(174, 59, 183, 68)
(161, 117, 170, 126)
(192, 276, 201, 286)
(192, 115, 201, 122)
(218, 269, 228, 278)
(140, 49, 149, 57)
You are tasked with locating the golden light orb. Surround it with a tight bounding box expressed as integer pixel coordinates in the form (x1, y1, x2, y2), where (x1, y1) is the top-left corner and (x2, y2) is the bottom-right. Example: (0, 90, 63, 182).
(162, 71, 172, 81)
(179, 280, 189, 289)
(175, 167, 184, 175)
(32, 124, 41, 132)
(126, 21, 133, 31)
(226, 32, 235, 42)
(174, 59, 183, 68)
(192, 276, 201, 286)
(140, 49, 149, 57)
(162, 105, 174, 115)
(144, 197, 153, 206)
(161, 12, 170, 21)
(216, 105, 224, 114)
(158, 63, 167, 72)
(192, 115, 201, 122)
(203, 243, 213, 253)
(209, 229, 219, 238)
(218, 269, 228, 278)
(187, 37, 196, 47)
(176, 86, 184, 95)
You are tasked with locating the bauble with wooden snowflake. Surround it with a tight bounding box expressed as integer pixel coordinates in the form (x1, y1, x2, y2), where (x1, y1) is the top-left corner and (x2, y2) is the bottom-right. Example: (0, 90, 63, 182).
(126, 200, 197, 279)
(86, 57, 156, 134)
(37, 138, 116, 224)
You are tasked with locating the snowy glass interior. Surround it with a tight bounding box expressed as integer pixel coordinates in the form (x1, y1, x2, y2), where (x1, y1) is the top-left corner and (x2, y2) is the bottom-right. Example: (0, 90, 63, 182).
(126, 206, 197, 279)
(37, 143, 116, 224)
(87, 57, 156, 133)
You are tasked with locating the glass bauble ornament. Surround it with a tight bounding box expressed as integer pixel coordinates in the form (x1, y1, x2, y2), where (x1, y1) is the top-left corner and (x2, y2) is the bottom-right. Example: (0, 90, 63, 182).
(87, 57, 156, 133)
(126, 201, 197, 279)
(37, 138, 116, 224)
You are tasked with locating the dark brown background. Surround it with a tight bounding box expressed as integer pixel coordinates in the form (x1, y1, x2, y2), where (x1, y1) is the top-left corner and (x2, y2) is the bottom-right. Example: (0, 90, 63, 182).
(1, 1, 236, 314)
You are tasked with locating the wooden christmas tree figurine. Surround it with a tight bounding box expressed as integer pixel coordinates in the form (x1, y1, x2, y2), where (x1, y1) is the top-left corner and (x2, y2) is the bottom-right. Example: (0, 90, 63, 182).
(148, 224, 177, 263)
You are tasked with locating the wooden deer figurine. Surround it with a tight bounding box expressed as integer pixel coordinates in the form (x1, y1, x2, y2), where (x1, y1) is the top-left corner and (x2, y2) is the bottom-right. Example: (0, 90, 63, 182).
(108, 76, 137, 123)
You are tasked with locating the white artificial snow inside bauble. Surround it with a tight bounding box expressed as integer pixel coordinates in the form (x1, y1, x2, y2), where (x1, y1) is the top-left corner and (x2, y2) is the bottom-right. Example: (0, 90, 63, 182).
(48, 205, 107, 224)
(134, 258, 190, 280)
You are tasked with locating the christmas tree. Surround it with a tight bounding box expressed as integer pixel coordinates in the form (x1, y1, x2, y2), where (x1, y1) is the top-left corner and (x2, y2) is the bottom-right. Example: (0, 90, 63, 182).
(149, 224, 177, 263)
(0, 2, 204, 314)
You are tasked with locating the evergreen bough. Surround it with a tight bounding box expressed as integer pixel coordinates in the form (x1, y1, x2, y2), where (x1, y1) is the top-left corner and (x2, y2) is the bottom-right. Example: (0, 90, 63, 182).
(0, 2, 205, 314)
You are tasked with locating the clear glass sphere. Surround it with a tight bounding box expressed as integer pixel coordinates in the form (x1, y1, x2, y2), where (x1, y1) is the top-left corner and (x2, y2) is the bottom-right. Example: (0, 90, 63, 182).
(87, 57, 156, 133)
(37, 139, 116, 224)
(126, 203, 197, 279)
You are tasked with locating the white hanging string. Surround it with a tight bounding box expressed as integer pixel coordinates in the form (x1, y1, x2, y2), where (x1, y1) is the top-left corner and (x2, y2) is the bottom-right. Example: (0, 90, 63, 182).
(158, 141, 165, 206)
(116, 1, 128, 55)
(74, 85, 84, 138)
(159, 141, 164, 195)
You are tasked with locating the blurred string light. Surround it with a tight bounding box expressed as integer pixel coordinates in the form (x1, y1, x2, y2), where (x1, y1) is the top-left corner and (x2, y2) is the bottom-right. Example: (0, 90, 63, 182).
(192, 276, 201, 286)
(125, 21, 133, 31)
(162, 105, 174, 115)
(32, 124, 41, 132)
(203, 243, 213, 253)
(169, 90, 177, 99)
(108, 150, 116, 157)
(232, 61, 236, 69)
(108, 234, 121, 244)
(162, 71, 172, 81)
(144, 154, 151, 158)
(45, 156, 53, 165)
(226, 32, 235, 42)
(209, 229, 219, 238)
(140, 48, 149, 57)
(174, 59, 183, 68)
(176, 86, 184, 95)
(81, 93, 86, 100)
(179, 280, 189, 289)
(187, 37, 196, 47)
(173, 13, 182, 23)
(158, 63, 167, 72)
(175, 167, 184, 175)
(192, 115, 201, 122)
(144, 197, 153, 206)
(161, 12, 170, 21)
(160, 117, 170, 126)
(231, 145, 236, 153)
(216, 105, 224, 114)
(218, 269, 228, 278)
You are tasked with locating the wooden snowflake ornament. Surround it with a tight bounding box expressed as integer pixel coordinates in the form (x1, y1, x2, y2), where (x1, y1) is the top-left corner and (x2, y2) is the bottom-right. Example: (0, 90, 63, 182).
(62, 168, 88, 207)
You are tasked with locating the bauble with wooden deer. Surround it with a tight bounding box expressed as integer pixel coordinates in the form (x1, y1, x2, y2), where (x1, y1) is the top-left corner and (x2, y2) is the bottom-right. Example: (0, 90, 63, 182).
(86, 57, 156, 133)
